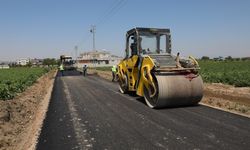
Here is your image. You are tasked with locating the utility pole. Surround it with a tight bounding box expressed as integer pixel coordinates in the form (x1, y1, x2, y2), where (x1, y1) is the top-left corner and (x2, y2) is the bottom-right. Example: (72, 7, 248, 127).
(90, 25, 96, 51)
(90, 25, 96, 71)
(74, 46, 78, 61)
(74, 46, 78, 68)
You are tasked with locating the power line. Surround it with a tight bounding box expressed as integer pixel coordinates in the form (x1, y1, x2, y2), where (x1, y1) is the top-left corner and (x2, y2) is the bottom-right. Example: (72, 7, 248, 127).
(95, 0, 123, 25)
(96, 0, 127, 27)
(75, 0, 127, 53)
(75, 29, 92, 52)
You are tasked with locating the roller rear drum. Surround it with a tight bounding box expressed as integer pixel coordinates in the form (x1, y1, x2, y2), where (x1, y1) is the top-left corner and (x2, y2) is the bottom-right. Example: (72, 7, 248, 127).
(144, 75, 203, 108)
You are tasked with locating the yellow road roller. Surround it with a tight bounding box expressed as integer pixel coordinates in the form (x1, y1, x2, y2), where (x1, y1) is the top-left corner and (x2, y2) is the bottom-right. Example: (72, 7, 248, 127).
(117, 27, 203, 108)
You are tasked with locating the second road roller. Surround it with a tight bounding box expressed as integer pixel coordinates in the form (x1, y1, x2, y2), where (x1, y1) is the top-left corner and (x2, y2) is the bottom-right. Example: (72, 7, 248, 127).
(117, 27, 203, 108)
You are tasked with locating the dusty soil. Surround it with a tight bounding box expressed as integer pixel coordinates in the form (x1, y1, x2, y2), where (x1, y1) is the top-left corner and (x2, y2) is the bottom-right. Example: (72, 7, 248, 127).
(88, 69, 113, 80)
(201, 83, 250, 117)
(89, 69, 250, 117)
(0, 70, 56, 150)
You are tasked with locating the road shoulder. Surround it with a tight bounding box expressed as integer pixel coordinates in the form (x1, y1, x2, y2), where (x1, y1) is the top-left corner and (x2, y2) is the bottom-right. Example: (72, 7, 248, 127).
(0, 70, 57, 150)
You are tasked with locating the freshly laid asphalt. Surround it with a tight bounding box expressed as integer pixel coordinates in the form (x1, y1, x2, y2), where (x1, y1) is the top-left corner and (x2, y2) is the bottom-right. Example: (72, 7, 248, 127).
(37, 70, 250, 150)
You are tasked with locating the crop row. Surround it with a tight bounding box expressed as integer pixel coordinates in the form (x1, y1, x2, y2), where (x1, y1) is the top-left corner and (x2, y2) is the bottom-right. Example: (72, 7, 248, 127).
(95, 61, 250, 87)
(0, 67, 49, 100)
(198, 60, 250, 87)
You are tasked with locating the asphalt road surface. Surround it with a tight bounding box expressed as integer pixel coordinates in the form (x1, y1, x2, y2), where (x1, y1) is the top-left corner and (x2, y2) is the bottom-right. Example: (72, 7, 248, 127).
(37, 70, 250, 150)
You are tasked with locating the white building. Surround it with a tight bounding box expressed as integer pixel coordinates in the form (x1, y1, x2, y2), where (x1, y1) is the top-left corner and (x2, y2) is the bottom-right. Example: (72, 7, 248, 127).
(0, 65, 10, 69)
(78, 50, 122, 67)
(30, 58, 43, 66)
(16, 58, 30, 66)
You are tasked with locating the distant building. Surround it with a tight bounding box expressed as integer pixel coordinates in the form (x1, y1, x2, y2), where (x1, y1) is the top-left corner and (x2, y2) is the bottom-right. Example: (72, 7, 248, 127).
(77, 50, 122, 67)
(16, 58, 30, 66)
(0, 65, 10, 69)
(30, 58, 43, 66)
(213, 56, 224, 61)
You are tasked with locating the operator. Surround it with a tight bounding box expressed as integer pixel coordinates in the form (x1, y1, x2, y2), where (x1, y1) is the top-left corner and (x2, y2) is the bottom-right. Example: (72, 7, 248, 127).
(138, 37, 142, 54)
(83, 65, 87, 76)
(175, 52, 182, 68)
(59, 64, 64, 76)
(111, 65, 117, 82)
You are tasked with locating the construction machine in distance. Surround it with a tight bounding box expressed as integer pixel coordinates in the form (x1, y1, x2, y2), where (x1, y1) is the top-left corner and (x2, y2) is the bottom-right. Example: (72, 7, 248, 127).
(117, 27, 203, 108)
(60, 55, 76, 70)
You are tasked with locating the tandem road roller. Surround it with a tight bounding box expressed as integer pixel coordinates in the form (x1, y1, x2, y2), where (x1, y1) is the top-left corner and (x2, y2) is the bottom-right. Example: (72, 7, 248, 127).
(117, 27, 203, 108)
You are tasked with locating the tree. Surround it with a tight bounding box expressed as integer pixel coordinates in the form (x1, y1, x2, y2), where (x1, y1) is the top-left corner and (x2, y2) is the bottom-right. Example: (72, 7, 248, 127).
(225, 56, 233, 61)
(241, 57, 250, 61)
(26, 61, 32, 67)
(233, 58, 241, 61)
(42, 58, 57, 66)
(201, 56, 210, 60)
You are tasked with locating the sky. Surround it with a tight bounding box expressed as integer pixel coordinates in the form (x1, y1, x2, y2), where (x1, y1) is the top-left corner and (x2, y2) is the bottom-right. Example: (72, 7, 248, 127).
(0, 0, 250, 61)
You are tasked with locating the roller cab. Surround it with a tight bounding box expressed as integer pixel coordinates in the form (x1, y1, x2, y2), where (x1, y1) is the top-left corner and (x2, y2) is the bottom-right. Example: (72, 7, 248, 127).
(118, 27, 203, 108)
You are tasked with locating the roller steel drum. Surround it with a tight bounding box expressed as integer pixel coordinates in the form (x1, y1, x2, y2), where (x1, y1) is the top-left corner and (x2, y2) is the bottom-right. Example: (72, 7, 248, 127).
(144, 75, 203, 108)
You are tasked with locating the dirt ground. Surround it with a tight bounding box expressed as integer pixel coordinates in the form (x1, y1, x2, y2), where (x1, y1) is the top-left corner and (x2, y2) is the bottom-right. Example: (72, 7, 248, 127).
(202, 83, 250, 117)
(0, 70, 56, 150)
(89, 69, 250, 117)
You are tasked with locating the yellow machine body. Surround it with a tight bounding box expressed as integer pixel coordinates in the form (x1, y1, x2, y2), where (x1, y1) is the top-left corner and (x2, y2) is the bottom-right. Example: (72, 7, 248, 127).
(118, 27, 203, 108)
(118, 55, 154, 94)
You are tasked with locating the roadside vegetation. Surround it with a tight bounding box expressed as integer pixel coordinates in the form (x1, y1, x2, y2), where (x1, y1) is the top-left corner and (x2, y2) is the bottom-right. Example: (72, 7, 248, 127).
(199, 60, 250, 87)
(95, 59, 250, 87)
(0, 67, 50, 100)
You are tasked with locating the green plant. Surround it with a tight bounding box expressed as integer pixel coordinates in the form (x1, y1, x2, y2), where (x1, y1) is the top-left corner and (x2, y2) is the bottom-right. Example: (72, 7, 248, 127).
(0, 67, 49, 100)
(198, 60, 250, 87)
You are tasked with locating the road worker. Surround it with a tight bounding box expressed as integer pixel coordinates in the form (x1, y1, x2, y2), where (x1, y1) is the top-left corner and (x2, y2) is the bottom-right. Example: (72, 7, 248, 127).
(83, 65, 87, 76)
(59, 64, 64, 76)
(111, 65, 117, 82)
(175, 52, 182, 68)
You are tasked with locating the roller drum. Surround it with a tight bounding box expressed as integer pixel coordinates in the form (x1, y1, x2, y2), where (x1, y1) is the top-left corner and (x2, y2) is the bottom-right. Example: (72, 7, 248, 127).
(144, 75, 203, 108)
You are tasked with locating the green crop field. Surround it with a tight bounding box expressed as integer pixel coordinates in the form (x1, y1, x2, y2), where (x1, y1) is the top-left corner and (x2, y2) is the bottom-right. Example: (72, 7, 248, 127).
(199, 60, 250, 87)
(95, 60, 250, 87)
(0, 67, 49, 100)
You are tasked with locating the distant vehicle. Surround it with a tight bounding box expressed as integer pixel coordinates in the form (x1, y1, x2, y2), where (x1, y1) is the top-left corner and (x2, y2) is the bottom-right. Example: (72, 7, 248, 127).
(60, 55, 75, 70)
